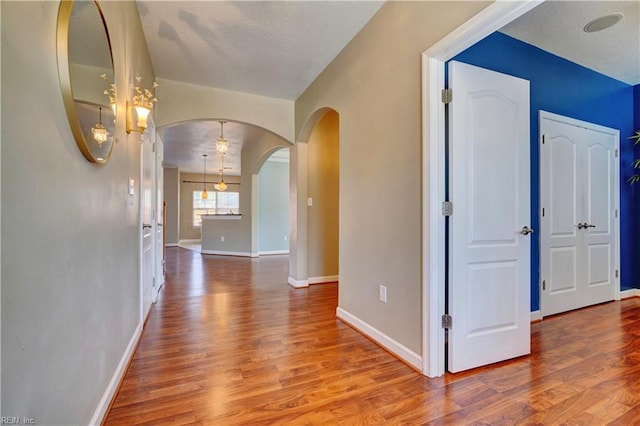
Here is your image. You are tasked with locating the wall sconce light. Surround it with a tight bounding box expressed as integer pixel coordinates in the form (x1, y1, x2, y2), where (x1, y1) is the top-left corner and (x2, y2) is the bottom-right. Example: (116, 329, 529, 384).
(100, 73, 117, 115)
(126, 76, 158, 134)
(216, 120, 229, 154)
(91, 106, 109, 145)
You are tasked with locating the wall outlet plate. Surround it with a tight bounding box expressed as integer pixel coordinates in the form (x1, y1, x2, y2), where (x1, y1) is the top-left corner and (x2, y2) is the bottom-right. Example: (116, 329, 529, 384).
(379, 285, 387, 303)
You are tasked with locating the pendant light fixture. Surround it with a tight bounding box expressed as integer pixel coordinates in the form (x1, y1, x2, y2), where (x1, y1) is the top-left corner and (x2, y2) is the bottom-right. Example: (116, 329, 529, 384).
(214, 153, 228, 192)
(216, 120, 229, 154)
(91, 106, 109, 145)
(202, 154, 209, 199)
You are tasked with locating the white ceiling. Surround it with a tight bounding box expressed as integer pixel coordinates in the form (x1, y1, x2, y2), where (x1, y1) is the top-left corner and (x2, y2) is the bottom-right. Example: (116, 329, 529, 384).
(500, 0, 640, 85)
(137, 0, 384, 100)
(138, 0, 384, 174)
(146, 0, 640, 175)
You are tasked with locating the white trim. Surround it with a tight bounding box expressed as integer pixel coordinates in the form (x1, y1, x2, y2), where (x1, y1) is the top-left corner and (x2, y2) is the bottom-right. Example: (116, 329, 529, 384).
(201, 250, 258, 257)
(165, 243, 178, 247)
(620, 289, 640, 299)
(288, 276, 309, 288)
(308, 275, 339, 284)
(89, 323, 143, 426)
(258, 250, 290, 256)
(530, 311, 542, 322)
(422, 0, 545, 378)
(337, 307, 422, 371)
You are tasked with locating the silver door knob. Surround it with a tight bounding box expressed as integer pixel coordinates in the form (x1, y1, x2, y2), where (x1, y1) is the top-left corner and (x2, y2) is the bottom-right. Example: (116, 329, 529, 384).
(520, 226, 534, 235)
(584, 223, 596, 228)
(577, 222, 585, 229)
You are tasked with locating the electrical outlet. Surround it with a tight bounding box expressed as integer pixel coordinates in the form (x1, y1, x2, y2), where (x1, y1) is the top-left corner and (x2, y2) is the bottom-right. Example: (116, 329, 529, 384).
(221, 236, 225, 242)
(307, 197, 313, 207)
(379, 285, 387, 303)
(283, 235, 288, 242)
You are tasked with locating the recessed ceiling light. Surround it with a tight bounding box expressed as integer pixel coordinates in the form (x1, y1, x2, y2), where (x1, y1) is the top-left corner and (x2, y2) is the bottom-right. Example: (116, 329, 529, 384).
(584, 13, 623, 33)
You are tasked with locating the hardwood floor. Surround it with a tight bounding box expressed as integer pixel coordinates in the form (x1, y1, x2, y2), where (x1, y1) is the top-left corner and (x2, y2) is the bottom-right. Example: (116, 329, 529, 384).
(105, 247, 640, 425)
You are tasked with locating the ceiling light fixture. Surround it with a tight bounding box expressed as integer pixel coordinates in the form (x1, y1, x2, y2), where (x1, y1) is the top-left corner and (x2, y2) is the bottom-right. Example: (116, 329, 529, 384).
(91, 106, 109, 145)
(202, 154, 209, 199)
(216, 120, 229, 154)
(214, 153, 228, 192)
(584, 13, 623, 33)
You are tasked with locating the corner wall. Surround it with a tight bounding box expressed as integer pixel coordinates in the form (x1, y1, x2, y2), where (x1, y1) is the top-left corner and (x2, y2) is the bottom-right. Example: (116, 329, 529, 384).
(307, 110, 339, 280)
(258, 159, 290, 254)
(1, 1, 153, 423)
(164, 167, 180, 245)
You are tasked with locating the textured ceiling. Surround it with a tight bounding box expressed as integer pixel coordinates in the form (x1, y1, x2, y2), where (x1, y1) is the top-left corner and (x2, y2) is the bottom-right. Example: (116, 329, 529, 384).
(137, 0, 384, 100)
(500, 0, 640, 85)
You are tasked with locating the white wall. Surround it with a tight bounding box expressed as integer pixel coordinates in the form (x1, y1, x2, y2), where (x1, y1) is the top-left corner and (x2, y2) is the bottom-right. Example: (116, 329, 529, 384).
(258, 157, 290, 253)
(1, 1, 154, 423)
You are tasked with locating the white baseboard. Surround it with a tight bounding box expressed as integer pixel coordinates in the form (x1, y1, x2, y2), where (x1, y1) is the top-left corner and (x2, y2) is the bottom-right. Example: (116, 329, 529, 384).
(288, 276, 309, 288)
(336, 307, 422, 371)
(178, 239, 201, 244)
(201, 250, 258, 258)
(259, 250, 290, 256)
(621, 289, 640, 299)
(90, 322, 143, 426)
(308, 275, 339, 284)
(165, 243, 178, 247)
(530, 310, 542, 322)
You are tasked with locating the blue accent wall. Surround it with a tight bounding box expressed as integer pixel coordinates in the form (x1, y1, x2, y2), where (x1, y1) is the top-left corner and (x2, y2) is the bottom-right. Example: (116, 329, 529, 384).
(633, 85, 640, 289)
(451, 32, 635, 311)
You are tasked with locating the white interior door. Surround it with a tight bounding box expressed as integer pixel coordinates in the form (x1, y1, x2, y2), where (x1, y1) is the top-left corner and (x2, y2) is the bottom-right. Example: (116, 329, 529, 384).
(140, 120, 156, 321)
(540, 112, 618, 317)
(155, 136, 165, 296)
(448, 61, 531, 373)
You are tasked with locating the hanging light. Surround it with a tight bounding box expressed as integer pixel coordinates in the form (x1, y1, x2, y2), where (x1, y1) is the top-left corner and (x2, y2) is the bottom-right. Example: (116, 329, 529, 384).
(216, 120, 229, 154)
(202, 154, 208, 199)
(91, 106, 109, 145)
(214, 153, 228, 192)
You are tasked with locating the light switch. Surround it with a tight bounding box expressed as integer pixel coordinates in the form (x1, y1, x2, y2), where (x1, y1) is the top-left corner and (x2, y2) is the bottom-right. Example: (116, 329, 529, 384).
(307, 197, 313, 207)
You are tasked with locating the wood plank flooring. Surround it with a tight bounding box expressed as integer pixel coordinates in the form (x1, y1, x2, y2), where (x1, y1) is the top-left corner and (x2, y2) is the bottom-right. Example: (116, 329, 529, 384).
(105, 247, 640, 425)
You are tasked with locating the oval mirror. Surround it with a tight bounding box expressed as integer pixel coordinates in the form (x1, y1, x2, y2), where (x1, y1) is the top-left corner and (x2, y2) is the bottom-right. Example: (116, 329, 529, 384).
(57, 0, 115, 164)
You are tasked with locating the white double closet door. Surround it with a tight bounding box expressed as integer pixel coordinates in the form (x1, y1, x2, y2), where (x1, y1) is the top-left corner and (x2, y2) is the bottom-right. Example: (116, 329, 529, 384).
(540, 111, 619, 317)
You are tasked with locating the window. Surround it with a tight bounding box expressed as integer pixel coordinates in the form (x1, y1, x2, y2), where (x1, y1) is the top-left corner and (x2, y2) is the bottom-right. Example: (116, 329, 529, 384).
(193, 191, 240, 228)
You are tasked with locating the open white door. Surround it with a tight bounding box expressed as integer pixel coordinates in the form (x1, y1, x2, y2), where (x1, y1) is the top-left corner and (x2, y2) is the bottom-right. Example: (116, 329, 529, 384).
(540, 112, 618, 316)
(140, 119, 156, 321)
(155, 135, 165, 298)
(448, 61, 531, 373)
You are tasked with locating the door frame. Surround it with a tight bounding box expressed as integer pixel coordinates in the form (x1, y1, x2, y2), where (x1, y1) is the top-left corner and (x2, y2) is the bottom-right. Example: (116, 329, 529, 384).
(421, 0, 544, 377)
(538, 110, 621, 316)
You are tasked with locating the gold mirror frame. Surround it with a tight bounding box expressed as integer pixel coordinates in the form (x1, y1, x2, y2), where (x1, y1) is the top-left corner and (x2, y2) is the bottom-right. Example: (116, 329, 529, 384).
(57, 0, 115, 164)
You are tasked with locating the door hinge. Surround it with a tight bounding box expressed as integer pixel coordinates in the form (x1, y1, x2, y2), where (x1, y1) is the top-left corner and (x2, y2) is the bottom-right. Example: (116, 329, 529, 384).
(442, 201, 453, 216)
(152, 276, 156, 288)
(542, 134, 545, 145)
(615, 209, 618, 218)
(615, 149, 618, 158)
(542, 280, 546, 291)
(615, 270, 619, 279)
(542, 207, 545, 217)
(442, 314, 452, 329)
(441, 89, 452, 104)
(152, 142, 156, 153)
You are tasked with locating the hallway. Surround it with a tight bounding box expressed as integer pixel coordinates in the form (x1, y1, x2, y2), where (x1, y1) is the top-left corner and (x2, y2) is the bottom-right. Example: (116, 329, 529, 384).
(105, 248, 640, 424)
